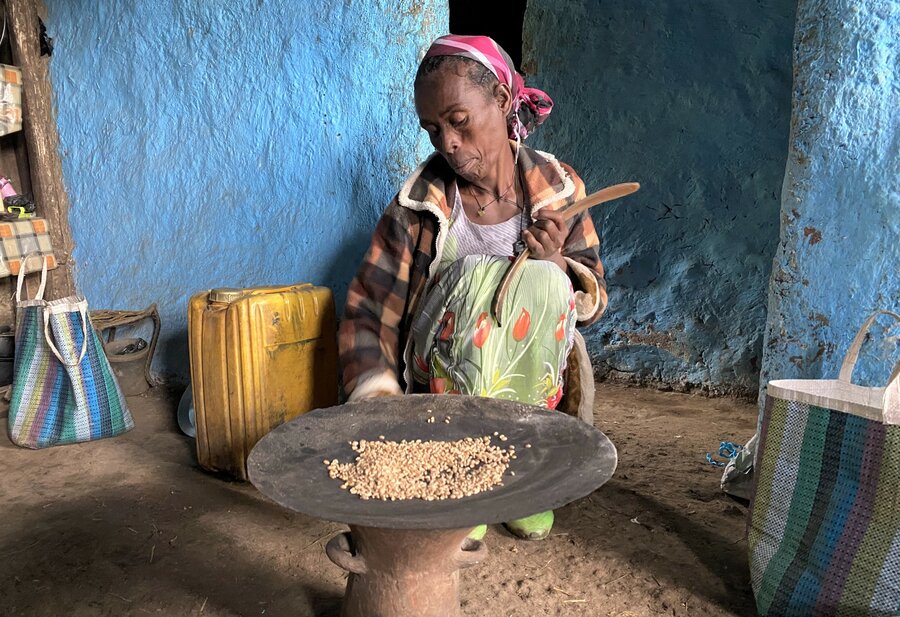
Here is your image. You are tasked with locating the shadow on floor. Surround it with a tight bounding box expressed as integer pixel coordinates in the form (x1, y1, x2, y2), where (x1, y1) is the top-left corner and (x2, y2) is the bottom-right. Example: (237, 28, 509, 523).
(561, 477, 755, 616)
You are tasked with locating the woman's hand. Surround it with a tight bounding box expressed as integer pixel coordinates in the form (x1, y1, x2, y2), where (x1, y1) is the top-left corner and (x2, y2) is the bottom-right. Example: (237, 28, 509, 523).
(524, 209, 568, 271)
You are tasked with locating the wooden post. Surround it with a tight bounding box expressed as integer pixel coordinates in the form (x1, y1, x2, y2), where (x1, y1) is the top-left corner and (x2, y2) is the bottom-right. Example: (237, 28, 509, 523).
(5, 0, 75, 297)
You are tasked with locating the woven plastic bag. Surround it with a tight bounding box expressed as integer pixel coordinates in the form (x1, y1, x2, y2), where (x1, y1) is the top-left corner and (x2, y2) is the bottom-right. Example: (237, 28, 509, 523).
(7, 257, 134, 448)
(748, 311, 900, 616)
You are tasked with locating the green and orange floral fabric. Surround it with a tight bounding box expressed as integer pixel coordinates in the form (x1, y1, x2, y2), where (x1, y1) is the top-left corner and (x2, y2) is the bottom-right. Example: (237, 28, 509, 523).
(410, 255, 576, 408)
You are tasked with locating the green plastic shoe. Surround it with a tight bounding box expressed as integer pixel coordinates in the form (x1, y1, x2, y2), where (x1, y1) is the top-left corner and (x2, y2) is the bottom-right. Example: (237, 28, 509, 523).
(503, 510, 554, 540)
(467, 524, 488, 541)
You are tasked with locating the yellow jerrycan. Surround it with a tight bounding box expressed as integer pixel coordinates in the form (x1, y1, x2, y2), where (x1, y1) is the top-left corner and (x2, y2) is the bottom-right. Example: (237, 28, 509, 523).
(188, 284, 338, 480)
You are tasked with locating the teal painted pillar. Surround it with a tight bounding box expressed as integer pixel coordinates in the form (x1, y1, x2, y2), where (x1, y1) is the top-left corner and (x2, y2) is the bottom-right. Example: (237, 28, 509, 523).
(760, 0, 899, 396)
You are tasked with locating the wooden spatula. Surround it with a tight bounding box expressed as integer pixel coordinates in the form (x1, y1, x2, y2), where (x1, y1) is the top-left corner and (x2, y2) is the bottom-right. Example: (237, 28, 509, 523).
(490, 182, 640, 325)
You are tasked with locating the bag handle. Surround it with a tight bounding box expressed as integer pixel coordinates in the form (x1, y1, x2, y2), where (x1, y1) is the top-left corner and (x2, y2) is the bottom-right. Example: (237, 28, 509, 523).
(838, 310, 900, 383)
(837, 311, 900, 425)
(43, 304, 89, 367)
(15, 253, 48, 302)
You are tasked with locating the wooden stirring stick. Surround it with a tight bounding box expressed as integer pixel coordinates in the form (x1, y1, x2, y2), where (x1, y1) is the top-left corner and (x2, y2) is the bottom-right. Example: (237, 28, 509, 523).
(490, 182, 640, 325)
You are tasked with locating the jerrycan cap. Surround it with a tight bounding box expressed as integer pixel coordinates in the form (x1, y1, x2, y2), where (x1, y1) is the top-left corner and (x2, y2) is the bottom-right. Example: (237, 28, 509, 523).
(209, 288, 245, 304)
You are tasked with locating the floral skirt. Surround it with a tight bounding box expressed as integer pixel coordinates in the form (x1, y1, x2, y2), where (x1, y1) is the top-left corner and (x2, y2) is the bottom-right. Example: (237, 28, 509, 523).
(409, 255, 577, 408)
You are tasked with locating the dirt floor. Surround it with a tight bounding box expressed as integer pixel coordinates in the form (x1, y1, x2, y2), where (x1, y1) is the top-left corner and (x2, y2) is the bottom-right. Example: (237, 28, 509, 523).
(1, 384, 758, 617)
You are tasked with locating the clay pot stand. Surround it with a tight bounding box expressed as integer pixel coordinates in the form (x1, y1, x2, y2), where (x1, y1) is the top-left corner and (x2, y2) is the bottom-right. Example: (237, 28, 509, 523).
(326, 526, 485, 617)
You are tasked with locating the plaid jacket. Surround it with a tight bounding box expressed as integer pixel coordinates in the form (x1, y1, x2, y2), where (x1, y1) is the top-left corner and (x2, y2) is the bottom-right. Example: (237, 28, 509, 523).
(339, 145, 607, 400)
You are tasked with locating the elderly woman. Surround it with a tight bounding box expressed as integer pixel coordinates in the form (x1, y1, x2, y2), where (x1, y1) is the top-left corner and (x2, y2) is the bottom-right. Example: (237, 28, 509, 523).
(339, 35, 606, 539)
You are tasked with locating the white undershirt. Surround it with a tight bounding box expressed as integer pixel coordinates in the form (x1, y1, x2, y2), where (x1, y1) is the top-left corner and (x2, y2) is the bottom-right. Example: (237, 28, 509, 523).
(447, 185, 521, 259)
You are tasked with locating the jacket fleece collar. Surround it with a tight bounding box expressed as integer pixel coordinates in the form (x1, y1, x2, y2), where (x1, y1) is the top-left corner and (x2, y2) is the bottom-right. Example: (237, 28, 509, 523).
(396, 143, 576, 276)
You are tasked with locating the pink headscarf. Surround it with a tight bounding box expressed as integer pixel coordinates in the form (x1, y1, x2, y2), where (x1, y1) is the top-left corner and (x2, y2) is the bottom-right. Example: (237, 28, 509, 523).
(423, 34, 553, 141)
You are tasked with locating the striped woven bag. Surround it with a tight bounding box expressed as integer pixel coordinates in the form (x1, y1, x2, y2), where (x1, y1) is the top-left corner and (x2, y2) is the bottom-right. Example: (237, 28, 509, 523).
(749, 311, 900, 616)
(7, 256, 134, 448)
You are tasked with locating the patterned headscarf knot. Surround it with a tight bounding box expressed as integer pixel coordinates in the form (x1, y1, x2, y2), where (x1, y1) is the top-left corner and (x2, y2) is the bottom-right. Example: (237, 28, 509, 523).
(422, 34, 553, 141)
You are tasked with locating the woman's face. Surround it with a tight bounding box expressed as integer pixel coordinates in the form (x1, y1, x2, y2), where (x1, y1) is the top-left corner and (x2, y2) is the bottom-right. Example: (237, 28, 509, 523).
(414, 65, 512, 185)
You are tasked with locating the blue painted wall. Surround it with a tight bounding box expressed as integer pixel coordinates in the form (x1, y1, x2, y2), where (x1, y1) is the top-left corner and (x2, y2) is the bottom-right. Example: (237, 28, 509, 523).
(523, 1, 796, 395)
(760, 0, 899, 393)
(44, 0, 447, 382)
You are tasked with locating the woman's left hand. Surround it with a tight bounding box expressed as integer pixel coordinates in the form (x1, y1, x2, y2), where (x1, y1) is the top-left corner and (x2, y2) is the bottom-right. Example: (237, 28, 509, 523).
(524, 209, 568, 269)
